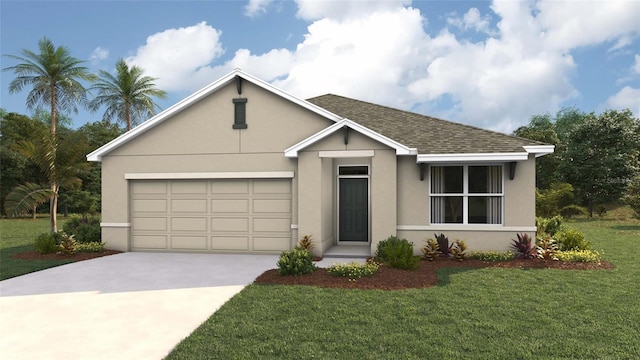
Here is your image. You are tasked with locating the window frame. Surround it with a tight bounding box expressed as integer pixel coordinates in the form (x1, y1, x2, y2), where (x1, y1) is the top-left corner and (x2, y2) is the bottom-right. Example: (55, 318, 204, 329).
(428, 164, 505, 225)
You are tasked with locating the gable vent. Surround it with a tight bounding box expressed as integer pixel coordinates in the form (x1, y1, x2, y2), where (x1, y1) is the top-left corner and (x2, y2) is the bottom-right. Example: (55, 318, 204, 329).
(233, 98, 248, 129)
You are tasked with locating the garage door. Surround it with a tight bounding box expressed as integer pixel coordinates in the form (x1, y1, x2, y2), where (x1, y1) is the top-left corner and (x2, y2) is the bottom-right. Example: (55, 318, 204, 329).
(130, 179, 292, 252)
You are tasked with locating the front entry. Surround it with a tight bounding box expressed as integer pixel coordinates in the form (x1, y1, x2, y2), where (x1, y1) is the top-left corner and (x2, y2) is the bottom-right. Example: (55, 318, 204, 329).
(339, 177, 369, 242)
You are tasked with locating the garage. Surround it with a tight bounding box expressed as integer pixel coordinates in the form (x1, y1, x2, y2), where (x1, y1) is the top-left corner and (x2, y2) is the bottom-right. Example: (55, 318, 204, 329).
(130, 179, 292, 253)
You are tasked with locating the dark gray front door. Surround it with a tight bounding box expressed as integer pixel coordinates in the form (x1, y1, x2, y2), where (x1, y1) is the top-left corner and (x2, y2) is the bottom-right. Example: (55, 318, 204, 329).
(339, 178, 368, 242)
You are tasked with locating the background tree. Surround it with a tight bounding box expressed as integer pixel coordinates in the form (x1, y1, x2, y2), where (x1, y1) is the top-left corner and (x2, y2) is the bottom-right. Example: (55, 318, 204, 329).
(89, 58, 166, 131)
(558, 109, 640, 216)
(3, 37, 94, 232)
(513, 114, 561, 189)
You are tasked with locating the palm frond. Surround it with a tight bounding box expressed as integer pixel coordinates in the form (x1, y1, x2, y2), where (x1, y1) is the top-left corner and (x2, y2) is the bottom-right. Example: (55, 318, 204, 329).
(5, 183, 54, 218)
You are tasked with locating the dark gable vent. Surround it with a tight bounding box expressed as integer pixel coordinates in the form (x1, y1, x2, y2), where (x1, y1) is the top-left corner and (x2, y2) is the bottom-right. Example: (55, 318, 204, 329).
(233, 98, 247, 129)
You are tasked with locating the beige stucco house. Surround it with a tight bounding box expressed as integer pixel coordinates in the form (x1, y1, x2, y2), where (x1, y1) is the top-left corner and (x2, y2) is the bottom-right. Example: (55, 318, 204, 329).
(88, 69, 553, 257)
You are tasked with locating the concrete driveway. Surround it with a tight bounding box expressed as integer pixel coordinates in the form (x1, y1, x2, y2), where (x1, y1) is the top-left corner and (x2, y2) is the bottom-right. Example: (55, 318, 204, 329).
(0, 252, 280, 360)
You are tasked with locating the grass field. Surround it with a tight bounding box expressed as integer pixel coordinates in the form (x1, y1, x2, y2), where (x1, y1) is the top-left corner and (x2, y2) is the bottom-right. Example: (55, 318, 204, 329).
(167, 215, 640, 359)
(0, 217, 72, 281)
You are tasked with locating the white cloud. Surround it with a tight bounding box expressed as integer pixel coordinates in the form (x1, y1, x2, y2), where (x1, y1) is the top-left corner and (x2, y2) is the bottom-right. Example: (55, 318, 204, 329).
(245, 0, 271, 17)
(605, 86, 640, 115)
(295, 0, 410, 21)
(447, 8, 494, 34)
(90, 47, 109, 63)
(126, 22, 225, 92)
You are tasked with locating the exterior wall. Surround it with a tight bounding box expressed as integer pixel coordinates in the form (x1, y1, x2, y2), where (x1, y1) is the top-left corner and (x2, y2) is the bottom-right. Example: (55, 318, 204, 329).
(370, 149, 397, 256)
(100, 80, 333, 252)
(396, 155, 537, 253)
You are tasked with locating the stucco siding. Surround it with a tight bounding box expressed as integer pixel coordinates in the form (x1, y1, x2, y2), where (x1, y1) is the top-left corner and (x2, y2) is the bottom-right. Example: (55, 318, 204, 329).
(370, 149, 397, 256)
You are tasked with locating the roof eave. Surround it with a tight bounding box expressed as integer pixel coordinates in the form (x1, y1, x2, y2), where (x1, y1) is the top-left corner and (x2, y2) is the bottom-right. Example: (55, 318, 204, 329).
(523, 145, 555, 157)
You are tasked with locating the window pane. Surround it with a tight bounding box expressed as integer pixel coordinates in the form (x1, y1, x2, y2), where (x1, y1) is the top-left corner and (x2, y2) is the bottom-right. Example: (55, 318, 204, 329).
(339, 166, 368, 175)
(468, 196, 502, 224)
(469, 166, 502, 193)
(431, 166, 463, 194)
(431, 196, 463, 223)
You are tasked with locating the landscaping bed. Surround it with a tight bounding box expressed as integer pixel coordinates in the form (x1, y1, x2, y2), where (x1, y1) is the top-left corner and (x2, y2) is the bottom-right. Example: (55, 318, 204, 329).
(254, 257, 614, 290)
(11, 250, 121, 262)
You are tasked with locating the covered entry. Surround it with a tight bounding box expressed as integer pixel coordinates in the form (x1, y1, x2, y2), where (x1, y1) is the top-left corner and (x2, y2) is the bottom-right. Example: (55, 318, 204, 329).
(338, 165, 369, 242)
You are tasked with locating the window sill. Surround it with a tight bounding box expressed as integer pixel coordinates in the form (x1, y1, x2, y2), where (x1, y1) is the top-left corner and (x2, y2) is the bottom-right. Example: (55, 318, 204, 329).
(397, 225, 536, 232)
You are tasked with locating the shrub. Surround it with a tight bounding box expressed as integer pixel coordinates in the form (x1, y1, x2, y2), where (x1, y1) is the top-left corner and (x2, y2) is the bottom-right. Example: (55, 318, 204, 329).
(277, 247, 316, 276)
(297, 235, 314, 251)
(327, 259, 380, 280)
(536, 216, 563, 237)
(76, 241, 106, 253)
(555, 250, 602, 264)
(555, 228, 590, 251)
(469, 251, 515, 261)
(536, 234, 558, 260)
(511, 233, 537, 259)
(421, 238, 441, 261)
(34, 233, 58, 254)
(376, 236, 419, 270)
(58, 232, 77, 255)
(434, 233, 452, 257)
(450, 240, 467, 262)
(62, 215, 101, 243)
(560, 205, 589, 218)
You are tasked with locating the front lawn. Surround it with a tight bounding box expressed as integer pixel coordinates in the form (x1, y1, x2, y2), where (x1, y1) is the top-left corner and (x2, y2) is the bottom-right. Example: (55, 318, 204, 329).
(0, 218, 73, 280)
(167, 218, 640, 359)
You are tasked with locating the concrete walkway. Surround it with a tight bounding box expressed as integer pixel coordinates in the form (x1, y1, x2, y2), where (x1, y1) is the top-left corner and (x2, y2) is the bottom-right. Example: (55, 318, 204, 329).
(0, 252, 280, 360)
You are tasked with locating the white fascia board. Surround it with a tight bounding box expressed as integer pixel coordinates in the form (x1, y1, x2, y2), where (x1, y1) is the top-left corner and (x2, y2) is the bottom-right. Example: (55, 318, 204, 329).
(87, 69, 343, 162)
(318, 150, 375, 158)
(416, 152, 529, 163)
(523, 145, 555, 157)
(285, 119, 417, 158)
(124, 171, 295, 180)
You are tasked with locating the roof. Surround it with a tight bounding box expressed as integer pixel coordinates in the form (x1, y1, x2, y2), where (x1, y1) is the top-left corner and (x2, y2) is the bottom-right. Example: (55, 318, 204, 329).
(306, 94, 546, 155)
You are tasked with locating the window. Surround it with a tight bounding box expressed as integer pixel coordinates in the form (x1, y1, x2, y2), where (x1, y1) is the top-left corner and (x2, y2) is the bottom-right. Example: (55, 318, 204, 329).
(430, 165, 503, 224)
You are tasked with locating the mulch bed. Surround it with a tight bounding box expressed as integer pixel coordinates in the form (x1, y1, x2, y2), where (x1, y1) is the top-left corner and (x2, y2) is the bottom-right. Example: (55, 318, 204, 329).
(11, 250, 122, 261)
(254, 258, 615, 290)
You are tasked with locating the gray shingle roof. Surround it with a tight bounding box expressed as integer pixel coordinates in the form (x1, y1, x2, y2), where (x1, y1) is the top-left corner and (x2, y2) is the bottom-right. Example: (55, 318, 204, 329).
(306, 94, 545, 154)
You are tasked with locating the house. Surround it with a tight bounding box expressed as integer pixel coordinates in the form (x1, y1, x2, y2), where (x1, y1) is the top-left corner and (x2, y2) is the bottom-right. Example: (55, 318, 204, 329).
(87, 69, 553, 257)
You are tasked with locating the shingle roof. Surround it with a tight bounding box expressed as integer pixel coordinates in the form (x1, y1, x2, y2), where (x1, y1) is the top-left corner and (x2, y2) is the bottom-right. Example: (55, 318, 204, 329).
(306, 94, 545, 154)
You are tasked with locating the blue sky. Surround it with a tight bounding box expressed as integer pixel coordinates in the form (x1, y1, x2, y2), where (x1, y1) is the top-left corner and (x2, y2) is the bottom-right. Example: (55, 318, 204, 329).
(1, 0, 639, 133)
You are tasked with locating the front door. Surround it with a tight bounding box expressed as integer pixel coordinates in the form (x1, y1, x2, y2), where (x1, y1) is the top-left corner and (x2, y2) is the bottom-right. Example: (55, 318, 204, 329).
(339, 177, 369, 242)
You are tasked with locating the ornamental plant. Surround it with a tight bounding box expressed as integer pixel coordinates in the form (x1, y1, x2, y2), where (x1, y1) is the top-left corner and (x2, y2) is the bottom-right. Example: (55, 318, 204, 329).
(327, 259, 380, 281)
(376, 236, 419, 270)
(297, 235, 314, 251)
(511, 233, 537, 259)
(450, 239, 467, 262)
(277, 247, 317, 276)
(536, 234, 559, 260)
(434, 233, 452, 257)
(468, 251, 515, 261)
(421, 238, 441, 261)
(57, 232, 78, 255)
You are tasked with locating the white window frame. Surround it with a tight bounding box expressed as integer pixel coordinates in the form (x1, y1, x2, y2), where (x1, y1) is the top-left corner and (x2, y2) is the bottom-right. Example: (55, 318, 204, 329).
(429, 164, 504, 225)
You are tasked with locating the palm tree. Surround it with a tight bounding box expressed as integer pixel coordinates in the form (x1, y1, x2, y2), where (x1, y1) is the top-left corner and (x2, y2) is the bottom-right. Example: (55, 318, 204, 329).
(3, 37, 94, 232)
(89, 58, 167, 131)
(4, 37, 94, 136)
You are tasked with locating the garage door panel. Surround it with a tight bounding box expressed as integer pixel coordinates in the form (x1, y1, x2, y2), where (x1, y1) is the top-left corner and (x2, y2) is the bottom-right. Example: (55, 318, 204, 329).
(211, 236, 250, 251)
(171, 199, 207, 213)
(132, 179, 291, 253)
(132, 199, 167, 213)
(211, 199, 249, 213)
(171, 236, 207, 250)
(212, 218, 249, 232)
(133, 217, 167, 231)
(253, 199, 290, 213)
(253, 218, 290, 232)
(133, 235, 167, 249)
(171, 217, 207, 231)
(253, 237, 290, 251)
(171, 181, 207, 194)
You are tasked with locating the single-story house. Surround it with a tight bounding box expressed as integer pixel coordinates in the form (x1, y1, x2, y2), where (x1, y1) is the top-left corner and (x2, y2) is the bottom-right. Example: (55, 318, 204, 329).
(88, 69, 553, 257)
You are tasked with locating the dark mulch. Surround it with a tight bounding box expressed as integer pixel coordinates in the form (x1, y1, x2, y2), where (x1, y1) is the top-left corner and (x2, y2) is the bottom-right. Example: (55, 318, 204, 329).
(254, 258, 615, 290)
(11, 250, 122, 261)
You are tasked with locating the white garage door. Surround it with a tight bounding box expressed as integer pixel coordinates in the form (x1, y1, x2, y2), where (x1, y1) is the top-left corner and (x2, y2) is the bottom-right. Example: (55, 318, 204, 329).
(130, 179, 292, 252)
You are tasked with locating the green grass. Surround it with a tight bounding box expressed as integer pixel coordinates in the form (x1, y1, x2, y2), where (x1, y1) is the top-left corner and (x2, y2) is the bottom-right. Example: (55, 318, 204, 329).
(167, 216, 640, 359)
(0, 217, 73, 280)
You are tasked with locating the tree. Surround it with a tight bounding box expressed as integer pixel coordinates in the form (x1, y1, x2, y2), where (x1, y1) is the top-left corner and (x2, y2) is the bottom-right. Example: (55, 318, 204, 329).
(624, 175, 640, 219)
(558, 109, 640, 216)
(3, 37, 94, 232)
(513, 114, 561, 189)
(89, 58, 166, 131)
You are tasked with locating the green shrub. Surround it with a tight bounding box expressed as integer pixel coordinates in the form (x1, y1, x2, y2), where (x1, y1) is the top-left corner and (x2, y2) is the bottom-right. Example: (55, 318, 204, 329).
(34, 233, 58, 254)
(76, 241, 106, 253)
(555, 228, 590, 251)
(62, 215, 101, 243)
(468, 251, 515, 261)
(536, 216, 563, 236)
(560, 205, 589, 218)
(555, 250, 602, 264)
(376, 236, 419, 270)
(421, 238, 441, 261)
(277, 247, 317, 276)
(450, 239, 467, 262)
(327, 259, 380, 280)
(58, 232, 77, 255)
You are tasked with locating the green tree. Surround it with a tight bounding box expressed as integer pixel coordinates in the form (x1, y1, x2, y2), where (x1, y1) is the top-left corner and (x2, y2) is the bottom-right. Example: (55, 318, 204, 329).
(558, 109, 640, 216)
(89, 58, 166, 131)
(3, 37, 94, 232)
(624, 175, 640, 219)
(513, 114, 561, 189)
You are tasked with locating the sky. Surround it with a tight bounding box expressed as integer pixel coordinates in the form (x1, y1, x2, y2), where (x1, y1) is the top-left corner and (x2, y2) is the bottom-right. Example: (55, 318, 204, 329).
(1, 0, 639, 133)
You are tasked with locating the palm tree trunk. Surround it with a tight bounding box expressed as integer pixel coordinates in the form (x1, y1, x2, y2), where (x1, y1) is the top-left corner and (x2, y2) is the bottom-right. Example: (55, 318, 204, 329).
(50, 183, 58, 233)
